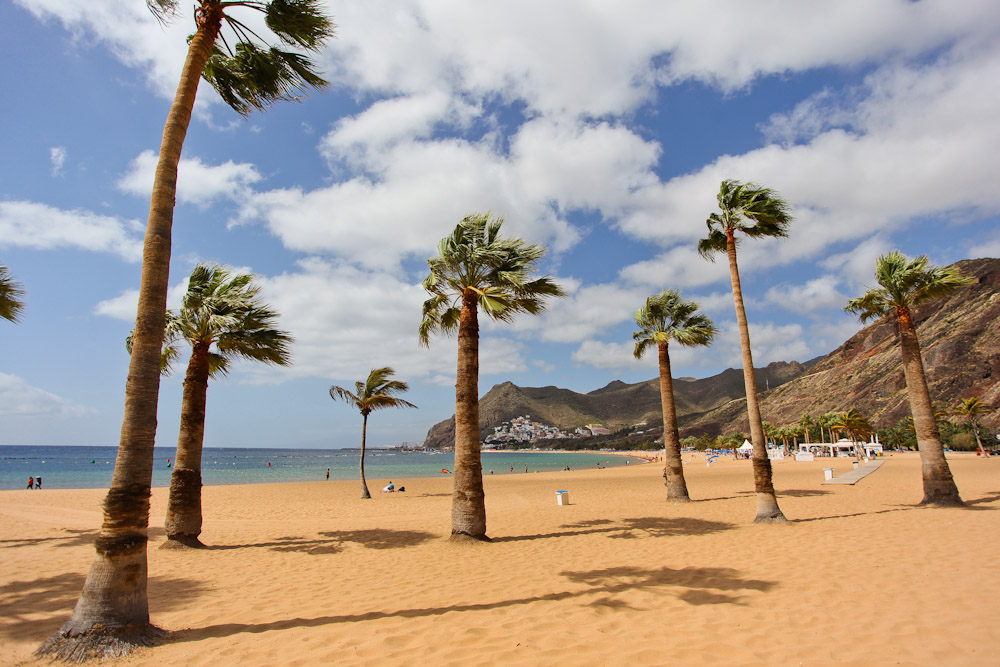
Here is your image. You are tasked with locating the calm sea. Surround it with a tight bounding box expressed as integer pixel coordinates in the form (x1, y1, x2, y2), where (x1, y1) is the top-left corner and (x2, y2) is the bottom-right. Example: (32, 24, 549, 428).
(0, 445, 638, 491)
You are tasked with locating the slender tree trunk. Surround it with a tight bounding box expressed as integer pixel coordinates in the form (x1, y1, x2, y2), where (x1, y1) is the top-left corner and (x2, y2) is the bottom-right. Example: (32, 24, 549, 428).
(897, 306, 962, 505)
(725, 235, 785, 523)
(658, 343, 690, 502)
(451, 291, 488, 540)
(972, 421, 986, 457)
(38, 11, 222, 660)
(360, 413, 371, 499)
(163, 342, 211, 548)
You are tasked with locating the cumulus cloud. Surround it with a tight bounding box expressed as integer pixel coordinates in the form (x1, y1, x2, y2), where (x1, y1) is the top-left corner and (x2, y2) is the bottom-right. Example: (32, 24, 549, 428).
(93, 280, 189, 321)
(0, 201, 143, 261)
(0, 372, 93, 418)
(118, 150, 263, 207)
(765, 276, 849, 313)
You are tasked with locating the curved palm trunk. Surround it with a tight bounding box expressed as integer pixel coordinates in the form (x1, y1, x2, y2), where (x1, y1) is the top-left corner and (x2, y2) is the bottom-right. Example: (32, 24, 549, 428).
(897, 306, 962, 505)
(452, 291, 488, 540)
(164, 342, 211, 548)
(658, 343, 690, 501)
(725, 235, 786, 523)
(38, 11, 222, 660)
(359, 413, 371, 499)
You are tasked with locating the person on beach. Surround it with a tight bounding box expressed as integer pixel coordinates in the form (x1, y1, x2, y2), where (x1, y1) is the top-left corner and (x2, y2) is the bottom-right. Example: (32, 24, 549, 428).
(326, 468, 330, 480)
(26, 476, 34, 490)
(382, 481, 395, 492)
(510, 466, 514, 473)
(35, 476, 41, 489)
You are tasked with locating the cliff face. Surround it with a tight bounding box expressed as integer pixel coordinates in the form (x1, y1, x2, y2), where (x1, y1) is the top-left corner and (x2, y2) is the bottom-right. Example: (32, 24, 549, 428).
(422, 257, 1000, 449)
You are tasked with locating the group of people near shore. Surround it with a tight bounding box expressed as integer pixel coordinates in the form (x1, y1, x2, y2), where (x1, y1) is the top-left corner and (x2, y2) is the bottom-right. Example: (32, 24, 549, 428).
(26, 476, 41, 489)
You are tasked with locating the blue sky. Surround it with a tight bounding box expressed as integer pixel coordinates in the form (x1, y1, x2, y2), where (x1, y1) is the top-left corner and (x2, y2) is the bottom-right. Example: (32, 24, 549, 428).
(2, 0, 999, 449)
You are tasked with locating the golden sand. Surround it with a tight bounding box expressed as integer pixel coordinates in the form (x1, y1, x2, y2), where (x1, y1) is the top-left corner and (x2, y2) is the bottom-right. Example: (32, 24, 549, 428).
(2, 452, 999, 666)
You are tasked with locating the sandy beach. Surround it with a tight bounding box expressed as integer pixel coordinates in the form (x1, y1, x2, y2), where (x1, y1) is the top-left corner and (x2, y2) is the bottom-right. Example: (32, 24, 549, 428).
(2, 451, 999, 666)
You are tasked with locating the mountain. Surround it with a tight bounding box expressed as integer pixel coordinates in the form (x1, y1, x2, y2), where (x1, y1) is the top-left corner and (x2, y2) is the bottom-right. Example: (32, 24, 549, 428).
(421, 360, 812, 449)
(422, 258, 1000, 449)
(685, 257, 1000, 435)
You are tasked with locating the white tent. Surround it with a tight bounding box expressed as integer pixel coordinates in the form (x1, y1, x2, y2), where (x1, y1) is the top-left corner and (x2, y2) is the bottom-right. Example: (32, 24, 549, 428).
(738, 439, 753, 452)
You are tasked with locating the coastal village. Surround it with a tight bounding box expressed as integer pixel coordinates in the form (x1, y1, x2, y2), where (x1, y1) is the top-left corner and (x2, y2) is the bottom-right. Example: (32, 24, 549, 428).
(483, 415, 612, 447)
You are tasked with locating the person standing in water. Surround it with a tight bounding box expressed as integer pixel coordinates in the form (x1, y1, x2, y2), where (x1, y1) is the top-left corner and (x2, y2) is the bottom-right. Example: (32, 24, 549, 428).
(326, 468, 330, 480)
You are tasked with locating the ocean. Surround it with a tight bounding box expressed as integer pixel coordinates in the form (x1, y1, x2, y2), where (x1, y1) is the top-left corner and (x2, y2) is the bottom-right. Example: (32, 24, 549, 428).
(0, 445, 639, 491)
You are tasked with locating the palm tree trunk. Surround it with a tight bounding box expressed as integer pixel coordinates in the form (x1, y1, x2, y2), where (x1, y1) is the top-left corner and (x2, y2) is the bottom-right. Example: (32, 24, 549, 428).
(38, 11, 222, 660)
(972, 421, 986, 457)
(164, 342, 211, 548)
(658, 343, 690, 502)
(726, 235, 785, 523)
(897, 306, 962, 505)
(360, 413, 371, 499)
(452, 291, 488, 540)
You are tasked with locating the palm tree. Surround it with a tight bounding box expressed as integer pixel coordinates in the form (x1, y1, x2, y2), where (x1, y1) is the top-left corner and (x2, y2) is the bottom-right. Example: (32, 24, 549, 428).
(330, 368, 417, 499)
(698, 179, 793, 523)
(159, 264, 292, 548)
(845, 250, 974, 506)
(832, 410, 874, 460)
(0, 265, 26, 323)
(952, 397, 994, 458)
(633, 290, 717, 502)
(798, 414, 814, 445)
(419, 213, 565, 541)
(38, 3, 332, 658)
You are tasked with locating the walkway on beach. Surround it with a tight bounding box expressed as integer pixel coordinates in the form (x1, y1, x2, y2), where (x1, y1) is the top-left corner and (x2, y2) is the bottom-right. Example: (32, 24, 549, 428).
(823, 459, 886, 485)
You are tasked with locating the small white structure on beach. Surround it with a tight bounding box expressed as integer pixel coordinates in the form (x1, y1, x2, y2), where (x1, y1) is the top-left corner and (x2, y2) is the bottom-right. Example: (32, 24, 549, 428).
(797, 435, 883, 458)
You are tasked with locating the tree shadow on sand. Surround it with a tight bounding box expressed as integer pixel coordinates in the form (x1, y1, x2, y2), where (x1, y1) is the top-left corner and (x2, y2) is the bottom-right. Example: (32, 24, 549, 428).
(205, 529, 436, 554)
(491, 516, 734, 543)
(694, 488, 832, 502)
(0, 572, 208, 644)
(0, 528, 97, 549)
(164, 565, 776, 645)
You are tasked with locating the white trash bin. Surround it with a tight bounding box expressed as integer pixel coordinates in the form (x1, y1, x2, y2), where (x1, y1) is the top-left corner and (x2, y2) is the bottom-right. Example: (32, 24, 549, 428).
(823, 467, 834, 481)
(556, 490, 569, 506)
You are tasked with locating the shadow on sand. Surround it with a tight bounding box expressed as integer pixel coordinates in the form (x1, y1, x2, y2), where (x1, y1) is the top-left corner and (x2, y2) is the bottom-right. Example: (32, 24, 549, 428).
(491, 516, 735, 543)
(204, 528, 437, 554)
(164, 564, 776, 646)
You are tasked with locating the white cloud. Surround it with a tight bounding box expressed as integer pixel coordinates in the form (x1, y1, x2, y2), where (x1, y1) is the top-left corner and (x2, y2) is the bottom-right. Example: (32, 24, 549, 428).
(0, 372, 93, 418)
(93, 280, 189, 321)
(50, 147, 67, 176)
(571, 340, 647, 371)
(118, 150, 263, 207)
(0, 201, 143, 261)
(765, 276, 848, 312)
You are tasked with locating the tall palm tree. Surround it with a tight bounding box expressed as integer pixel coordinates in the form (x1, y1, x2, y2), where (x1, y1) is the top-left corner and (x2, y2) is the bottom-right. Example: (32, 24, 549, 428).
(845, 250, 974, 506)
(951, 396, 994, 458)
(156, 264, 292, 548)
(832, 409, 874, 460)
(798, 414, 814, 445)
(633, 289, 716, 502)
(0, 265, 26, 323)
(419, 213, 565, 541)
(698, 179, 793, 523)
(38, 5, 331, 655)
(330, 367, 417, 499)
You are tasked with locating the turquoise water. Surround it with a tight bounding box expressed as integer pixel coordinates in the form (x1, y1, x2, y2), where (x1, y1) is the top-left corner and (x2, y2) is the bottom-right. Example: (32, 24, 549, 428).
(0, 445, 638, 491)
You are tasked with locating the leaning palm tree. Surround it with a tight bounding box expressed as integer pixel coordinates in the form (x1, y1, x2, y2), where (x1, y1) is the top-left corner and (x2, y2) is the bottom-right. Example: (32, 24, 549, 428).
(832, 409, 874, 461)
(951, 396, 994, 458)
(633, 289, 716, 502)
(157, 264, 292, 548)
(845, 250, 974, 506)
(698, 179, 793, 523)
(0, 265, 26, 323)
(330, 367, 417, 499)
(419, 213, 565, 541)
(39, 3, 332, 658)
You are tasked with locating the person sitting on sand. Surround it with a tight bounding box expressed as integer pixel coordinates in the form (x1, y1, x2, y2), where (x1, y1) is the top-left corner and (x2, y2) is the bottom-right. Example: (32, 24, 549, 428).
(382, 481, 395, 493)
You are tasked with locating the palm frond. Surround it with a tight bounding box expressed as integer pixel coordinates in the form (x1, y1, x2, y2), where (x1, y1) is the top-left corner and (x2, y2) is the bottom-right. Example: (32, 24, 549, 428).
(0, 265, 27, 323)
(265, 0, 335, 51)
(632, 289, 717, 354)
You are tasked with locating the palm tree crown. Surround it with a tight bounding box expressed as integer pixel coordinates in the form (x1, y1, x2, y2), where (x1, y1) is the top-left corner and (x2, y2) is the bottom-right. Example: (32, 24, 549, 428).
(330, 367, 417, 417)
(0, 265, 26, 323)
(419, 214, 565, 343)
(844, 250, 975, 323)
(633, 289, 717, 358)
(148, 0, 334, 115)
(133, 263, 293, 374)
(697, 179, 793, 259)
